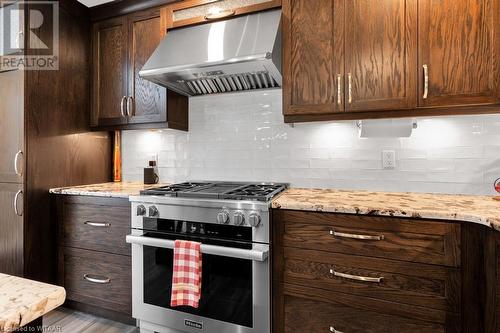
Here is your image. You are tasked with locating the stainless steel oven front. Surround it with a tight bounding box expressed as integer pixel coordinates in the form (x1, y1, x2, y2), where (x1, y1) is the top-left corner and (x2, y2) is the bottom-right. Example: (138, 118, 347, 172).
(127, 198, 271, 333)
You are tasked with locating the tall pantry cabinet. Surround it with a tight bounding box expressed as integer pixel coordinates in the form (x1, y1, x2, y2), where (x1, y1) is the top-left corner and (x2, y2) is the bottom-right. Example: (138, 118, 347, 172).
(0, 0, 111, 282)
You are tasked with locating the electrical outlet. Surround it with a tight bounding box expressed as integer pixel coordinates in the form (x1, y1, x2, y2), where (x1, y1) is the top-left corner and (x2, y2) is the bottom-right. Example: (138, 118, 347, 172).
(382, 150, 396, 169)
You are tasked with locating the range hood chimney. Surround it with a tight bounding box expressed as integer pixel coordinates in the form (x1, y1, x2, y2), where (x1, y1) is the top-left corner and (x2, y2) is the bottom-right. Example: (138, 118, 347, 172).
(139, 9, 282, 97)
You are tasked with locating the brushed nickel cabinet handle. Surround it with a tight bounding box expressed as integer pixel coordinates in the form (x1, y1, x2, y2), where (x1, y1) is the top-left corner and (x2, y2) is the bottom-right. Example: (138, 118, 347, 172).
(347, 73, 352, 104)
(330, 229, 384, 241)
(14, 190, 23, 217)
(204, 9, 235, 21)
(14, 150, 23, 176)
(330, 268, 383, 283)
(337, 74, 342, 106)
(330, 326, 344, 333)
(84, 221, 111, 227)
(127, 96, 134, 117)
(120, 96, 127, 117)
(83, 274, 111, 284)
(423, 64, 429, 99)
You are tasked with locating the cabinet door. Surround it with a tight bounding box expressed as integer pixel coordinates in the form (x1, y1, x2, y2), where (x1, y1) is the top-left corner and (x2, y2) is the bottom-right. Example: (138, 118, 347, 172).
(163, 0, 282, 30)
(0, 183, 23, 276)
(0, 70, 24, 183)
(283, 0, 344, 116)
(344, 0, 417, 111)
(91, 17, 129, 127)
(418, 0, 500, 107)
(127, 8, 167, 125)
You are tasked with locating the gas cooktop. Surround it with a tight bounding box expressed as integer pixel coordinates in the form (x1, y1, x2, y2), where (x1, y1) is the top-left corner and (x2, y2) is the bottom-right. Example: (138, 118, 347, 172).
(140, 181, 288, 202)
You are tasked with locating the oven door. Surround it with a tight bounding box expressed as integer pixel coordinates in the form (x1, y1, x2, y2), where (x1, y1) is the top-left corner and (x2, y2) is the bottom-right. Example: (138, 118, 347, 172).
(126, 232, 270, 333)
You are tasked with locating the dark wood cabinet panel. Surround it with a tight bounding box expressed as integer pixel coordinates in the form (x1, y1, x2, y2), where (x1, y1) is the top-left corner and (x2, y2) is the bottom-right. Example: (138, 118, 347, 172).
(127, 8, 167, 124)
(345, 0, 417, 111)
(62, 201, 131, 256)
(57, 195, 132, 318)
(283, 0, 500, 123)
(283, 247, 460, 313)
(282, 0, 343, 115)
(62, 247, 131, 315)
(91, 16, 129, 127)
(418, 0, 500, 107)
(273, 210, 464, 333)
(0, 70, 24, 184)
(91, 8, 188, 130)
(0, 183, 23, 277)
(279, 210, 461, 267)
(22, 2, 112, 283)
(283, 293, 448, 333)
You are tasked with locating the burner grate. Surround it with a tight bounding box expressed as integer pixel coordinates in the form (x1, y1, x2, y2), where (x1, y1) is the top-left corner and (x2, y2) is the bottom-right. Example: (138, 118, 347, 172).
(140, 182, 211, 196)
(221, 184, 286, 202)
(140, 182, 288, 202)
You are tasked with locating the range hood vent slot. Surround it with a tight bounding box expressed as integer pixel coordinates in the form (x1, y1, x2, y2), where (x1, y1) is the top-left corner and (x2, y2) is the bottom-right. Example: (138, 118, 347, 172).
(182, 71, 278, 95)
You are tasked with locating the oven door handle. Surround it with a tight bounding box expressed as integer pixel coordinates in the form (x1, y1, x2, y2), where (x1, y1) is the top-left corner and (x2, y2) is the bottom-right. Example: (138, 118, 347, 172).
(126, 235, 269, 262)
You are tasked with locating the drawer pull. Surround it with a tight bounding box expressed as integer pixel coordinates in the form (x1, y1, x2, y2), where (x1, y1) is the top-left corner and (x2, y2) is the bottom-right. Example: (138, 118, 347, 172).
(83, 274, 111, 284)
(330, 229, 384, 241)
(84, 221, 111, 227)
(330, 268, 383, 283)
(330, 326, 344, 333)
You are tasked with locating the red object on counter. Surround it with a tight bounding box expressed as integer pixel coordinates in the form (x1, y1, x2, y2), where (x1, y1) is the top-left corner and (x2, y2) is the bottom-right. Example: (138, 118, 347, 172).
(170, 240, 202, 308)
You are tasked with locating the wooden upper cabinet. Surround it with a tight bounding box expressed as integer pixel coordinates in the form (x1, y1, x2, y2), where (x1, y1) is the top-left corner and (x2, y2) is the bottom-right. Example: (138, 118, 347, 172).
(127, 8, 167, 125)
(283, 0, 343, 116)
(91, 16, 128, 127)
(418, 0, 500, 107)
(163, 0, 282, 30)
(344, 0, 417, 111)
(91, 9, 188, 131)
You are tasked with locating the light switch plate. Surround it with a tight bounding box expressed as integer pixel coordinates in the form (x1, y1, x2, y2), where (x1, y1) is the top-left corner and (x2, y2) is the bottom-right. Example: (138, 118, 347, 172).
(382, 150, 396, 169)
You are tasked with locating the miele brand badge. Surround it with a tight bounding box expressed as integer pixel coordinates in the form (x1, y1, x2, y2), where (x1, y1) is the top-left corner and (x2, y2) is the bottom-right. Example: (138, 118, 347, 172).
(185, 319, 203, 330)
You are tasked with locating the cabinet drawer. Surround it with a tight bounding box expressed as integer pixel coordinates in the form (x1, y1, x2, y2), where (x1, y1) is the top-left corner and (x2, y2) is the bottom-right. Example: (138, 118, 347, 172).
(63, 247, 131, 315)
(63, 199, 131, 256)
(280, 211, 461, 267)
(283, 247, 460, 312)
(284, 294, 447, 333)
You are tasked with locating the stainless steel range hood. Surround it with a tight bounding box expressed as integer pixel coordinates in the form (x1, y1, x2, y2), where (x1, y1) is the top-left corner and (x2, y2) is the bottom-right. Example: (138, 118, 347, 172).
(139, 9, 282, 97)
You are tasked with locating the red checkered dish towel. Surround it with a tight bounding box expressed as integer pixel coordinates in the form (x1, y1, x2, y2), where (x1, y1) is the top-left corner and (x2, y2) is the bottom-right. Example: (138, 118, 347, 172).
(170, 240, 202, 308)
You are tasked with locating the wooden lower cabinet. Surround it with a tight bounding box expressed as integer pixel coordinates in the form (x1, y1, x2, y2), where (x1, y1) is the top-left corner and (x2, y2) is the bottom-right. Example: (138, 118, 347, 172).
(0, 183, 23, 276)
(62, 247, 131, 315)
(283, 247, 460, 312)
(57, 195, 132, 322)
(284, 293, 449, 333)
(273, 209, 462, 333)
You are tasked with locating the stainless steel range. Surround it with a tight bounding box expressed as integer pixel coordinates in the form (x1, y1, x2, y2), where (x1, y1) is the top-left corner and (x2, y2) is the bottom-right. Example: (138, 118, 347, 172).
(126, 181, 288, 333)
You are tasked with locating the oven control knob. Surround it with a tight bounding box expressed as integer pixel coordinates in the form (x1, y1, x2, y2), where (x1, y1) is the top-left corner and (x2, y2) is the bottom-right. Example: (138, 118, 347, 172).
(216, 211, 230, 224)
(136, 205, 147, 216)
(149, 206, 159, 217)
(248, 212, 261, 227)
(233, 211, 245, 226)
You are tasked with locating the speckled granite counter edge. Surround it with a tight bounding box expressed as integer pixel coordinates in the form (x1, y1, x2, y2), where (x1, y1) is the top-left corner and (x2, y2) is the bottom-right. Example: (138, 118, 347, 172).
(49, 182, 170, 199)
(49, 187, 130, 198)
(271, 189, 500, 232)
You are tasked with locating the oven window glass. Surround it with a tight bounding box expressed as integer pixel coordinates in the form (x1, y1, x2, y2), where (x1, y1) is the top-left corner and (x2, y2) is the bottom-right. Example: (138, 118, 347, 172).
(143, 245, 253, 327)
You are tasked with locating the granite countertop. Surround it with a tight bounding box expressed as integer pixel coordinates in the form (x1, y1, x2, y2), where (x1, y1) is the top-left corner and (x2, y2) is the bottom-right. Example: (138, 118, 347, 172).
(0, 274, 66, 332)
(49, 182, 169, 198)
(272, 188, 500, 231)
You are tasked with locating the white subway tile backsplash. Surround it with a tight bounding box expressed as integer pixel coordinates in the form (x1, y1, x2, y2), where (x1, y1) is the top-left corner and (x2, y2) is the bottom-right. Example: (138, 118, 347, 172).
(122, 89, 500, 196)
